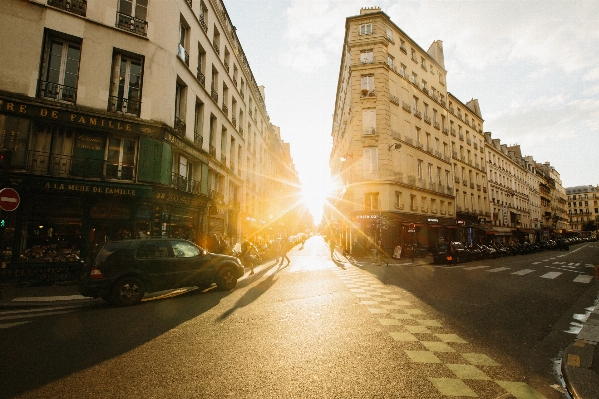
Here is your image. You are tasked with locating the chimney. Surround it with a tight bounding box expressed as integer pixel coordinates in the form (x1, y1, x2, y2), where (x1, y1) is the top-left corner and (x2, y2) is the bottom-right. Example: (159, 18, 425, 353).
(360, 6, 381, 15)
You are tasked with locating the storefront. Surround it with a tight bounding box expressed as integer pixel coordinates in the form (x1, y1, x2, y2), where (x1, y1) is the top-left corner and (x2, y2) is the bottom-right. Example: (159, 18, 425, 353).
(484, 226, 513, 244)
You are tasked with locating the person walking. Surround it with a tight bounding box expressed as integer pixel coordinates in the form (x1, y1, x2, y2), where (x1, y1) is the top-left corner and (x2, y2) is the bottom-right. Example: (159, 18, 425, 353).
(240, 235, 256, 275)
(278, 237, 291, 265)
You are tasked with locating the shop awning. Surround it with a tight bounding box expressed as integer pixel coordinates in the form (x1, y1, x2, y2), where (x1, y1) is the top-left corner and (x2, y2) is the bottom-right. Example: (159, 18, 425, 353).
(519, 229, 535, 233)
(445, 225, 458, 229)
(485, 227, 513, 236)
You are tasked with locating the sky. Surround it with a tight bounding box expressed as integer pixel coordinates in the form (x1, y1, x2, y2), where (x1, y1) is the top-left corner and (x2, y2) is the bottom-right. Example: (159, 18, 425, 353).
(223, 0, 599, 222)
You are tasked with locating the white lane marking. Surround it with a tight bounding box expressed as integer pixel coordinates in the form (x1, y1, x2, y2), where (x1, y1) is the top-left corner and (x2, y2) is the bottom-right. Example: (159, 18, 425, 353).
(463, 266, 490, 270)
(0, 305, 87, 315)
(512, 269, 535, 275)
(12, 295, 89, 302)
(0, 321, 30, 329)
(487, 267, 510, 273)
(541, 272, 562, 279)
(0, 310, 76, 321)
(573, 275, 594, 284)
(532, 262, 541, 265)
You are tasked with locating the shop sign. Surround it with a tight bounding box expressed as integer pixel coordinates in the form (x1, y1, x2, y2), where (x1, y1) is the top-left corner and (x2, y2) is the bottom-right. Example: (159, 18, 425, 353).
(0, 98, 156, 135)
(356, 214, 377, 219)
(427, 218, 439, 223)
(42, 181, 139, 196)
(90, 203, 131, 219)
(164, 132, 207, 163)
(154, 190, 206, 207)
(502, 205, 508, 226)
(457, 220, 465, 225)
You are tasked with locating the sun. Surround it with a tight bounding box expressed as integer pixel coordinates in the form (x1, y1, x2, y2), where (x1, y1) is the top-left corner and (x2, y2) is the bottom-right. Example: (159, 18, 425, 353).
(301, 175, 340, 223)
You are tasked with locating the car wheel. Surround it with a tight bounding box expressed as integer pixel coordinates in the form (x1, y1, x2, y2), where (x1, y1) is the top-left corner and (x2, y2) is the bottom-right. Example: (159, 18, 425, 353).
(216, 266, 237, 291)
(111, 277, 145, 306)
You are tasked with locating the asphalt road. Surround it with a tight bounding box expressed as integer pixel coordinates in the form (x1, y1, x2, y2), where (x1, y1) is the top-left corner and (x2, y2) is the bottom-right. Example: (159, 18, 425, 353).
(1, 237, 597, 399)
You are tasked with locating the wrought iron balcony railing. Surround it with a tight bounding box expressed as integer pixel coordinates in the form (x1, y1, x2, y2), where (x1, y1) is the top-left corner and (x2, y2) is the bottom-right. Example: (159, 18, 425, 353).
(174, 117, 186, 135)
(115, 12, 148, 36)
(170, 172, 201, 195)
(108, 95, 141, 116)
(196, 69, 205, 87)
(178, 44, 189, 66)
(27, 150, 135, 181)
(37, 80, 77, 104)
(47, 0, 87, 16)
(211, 87, 218, 103)
(194, 132, 203, 147)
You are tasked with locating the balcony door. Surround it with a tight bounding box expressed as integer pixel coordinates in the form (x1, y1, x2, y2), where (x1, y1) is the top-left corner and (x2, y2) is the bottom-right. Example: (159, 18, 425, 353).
(40, 34, 81, 103)
(29, 125, 74, 176)
(109, 53, 142, 116)
(106, 137, 136, 180)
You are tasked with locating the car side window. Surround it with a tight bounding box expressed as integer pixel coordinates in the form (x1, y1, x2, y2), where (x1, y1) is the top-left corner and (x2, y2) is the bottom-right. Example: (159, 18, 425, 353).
(136, 241, 171, 258)
(170, 241, 201, 258)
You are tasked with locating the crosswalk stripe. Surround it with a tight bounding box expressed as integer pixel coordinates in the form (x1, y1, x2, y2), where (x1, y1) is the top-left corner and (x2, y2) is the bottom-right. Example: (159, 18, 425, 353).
(512, 269, 534, 275)
(573, 275, 593, 283)
(0, 310, 76, 321)
(541, 272, 562, 279)
(0, 305, 87, 316)
(487, 267, 510, 273)
(463, 266, 490, 270)
(0, 321, 30, 329)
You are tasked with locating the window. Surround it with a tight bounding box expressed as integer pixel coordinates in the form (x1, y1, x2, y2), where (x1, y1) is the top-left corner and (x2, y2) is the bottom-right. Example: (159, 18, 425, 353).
(194, 101, 204, 145)
(363, 148, 378, 177)
(437, 167, 442, 185)
(421, 56, 427, 70)
(364, 192, 378, 210)
(410, 195, 417, 211)
(387, 55, 394, 68)
(395, 191, 403, 208)
(361, 75, 374, 91)
(399, 63, 406, 76)
(359, 23, 372, 35)
(417, 159, 423, 180)
(171, 240, 201, 258)
(38, 32, 81, 103)
(360, 50, 374, 63)
(106, 137, 136, 180)
(386, 27, 393, 41)
(137, 241, 170, 258)
(362, 109, 376, 134)
(199, 1, 208, 30)
(428, 163, 433, 183)
(116, 0, 148, 36)
(175, 81, 187, 130)
(178, 19, 190, 65)
(109, 51, 143, 116)
(197, 44, 206, 86)
(413, 96, 419, 112)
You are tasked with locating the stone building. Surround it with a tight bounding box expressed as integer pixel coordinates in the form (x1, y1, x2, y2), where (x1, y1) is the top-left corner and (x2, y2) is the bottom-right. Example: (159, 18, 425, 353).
(566, 185, 599, 234)
(328, 7, 489, 255)
(0, 0, 299, 271)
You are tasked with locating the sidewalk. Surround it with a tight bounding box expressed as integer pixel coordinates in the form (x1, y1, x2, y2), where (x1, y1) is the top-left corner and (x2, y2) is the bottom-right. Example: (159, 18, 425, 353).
(561, 288, 599, 399)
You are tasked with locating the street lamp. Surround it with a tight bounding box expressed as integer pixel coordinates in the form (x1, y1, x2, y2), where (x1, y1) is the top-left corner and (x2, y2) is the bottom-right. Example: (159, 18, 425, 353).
(388, 143, 402, 151)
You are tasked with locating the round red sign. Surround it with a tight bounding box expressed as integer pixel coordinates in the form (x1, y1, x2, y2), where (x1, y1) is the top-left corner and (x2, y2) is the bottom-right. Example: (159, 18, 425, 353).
(0, 188, 20, 211)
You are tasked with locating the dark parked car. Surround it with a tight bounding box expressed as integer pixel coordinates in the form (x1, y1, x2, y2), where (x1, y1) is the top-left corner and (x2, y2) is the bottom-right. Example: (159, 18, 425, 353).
(79, 238, 245, 306)
(555, 239, 570, 251)
(432, 242, 470, 264)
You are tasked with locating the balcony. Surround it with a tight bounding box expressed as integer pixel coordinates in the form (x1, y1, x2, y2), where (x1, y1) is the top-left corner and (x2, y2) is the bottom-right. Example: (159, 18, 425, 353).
(466, 138, 471, 145)
(232, 116, 237, 128)
(232, 77, 237, 87)
(196, 69, 205, 87)
(222, 103, 228, 116)
(450, 128, 456, 136)
(47, 0, 87, 16)
(477, 184, 481, 191)
(402, 102, 412, 113)
(115, 12, 148, 36)
(178, 44, 189, 66)
(400, 45, 407, 54)
(224, 61, 230, 73)
(27, 150, 135, 181)
(470, 182, 475, 189)
(209, 144, 216, 156)
(108, 95, 141, 117)
(170, 172, 201, 195)
(361, 89, 376, 98)
(212, 40, 220, 55)
(462, 179, 468, 187)
(194, 132, 203, 147)
(211, 87, 218, 103)
(424, 115, 431, 124)
(455, 176, 460, 184)
(240, 90, 244, 100)
(442, 128, 449, 135)
(414, 109, 422, 119)
(199, 14, 208, 33)
(433, 122, 440, 130)
(174, 117, 186, 135)
(459, 133, 464, 141)
(37, 80, 77, 104)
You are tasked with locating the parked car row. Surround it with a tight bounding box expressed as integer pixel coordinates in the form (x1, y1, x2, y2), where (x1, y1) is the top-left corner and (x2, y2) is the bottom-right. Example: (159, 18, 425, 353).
(432, 236, 594, 264)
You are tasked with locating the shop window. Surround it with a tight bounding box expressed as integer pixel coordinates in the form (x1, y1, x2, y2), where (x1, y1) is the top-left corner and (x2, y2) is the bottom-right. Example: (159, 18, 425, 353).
(109, 51, 143, 116)
(106, 137, 136, 180)
(29, 124, 76, 177)
(37, 30, 81, 103)
(0, 115, 31, 169)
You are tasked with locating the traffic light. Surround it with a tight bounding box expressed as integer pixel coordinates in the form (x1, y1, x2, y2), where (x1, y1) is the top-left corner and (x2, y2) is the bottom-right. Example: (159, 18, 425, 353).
(0, 151, 12, 185)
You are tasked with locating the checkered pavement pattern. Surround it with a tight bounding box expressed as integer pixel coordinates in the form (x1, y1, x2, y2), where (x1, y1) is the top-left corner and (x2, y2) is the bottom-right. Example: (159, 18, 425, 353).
(334, 267, 548, 399)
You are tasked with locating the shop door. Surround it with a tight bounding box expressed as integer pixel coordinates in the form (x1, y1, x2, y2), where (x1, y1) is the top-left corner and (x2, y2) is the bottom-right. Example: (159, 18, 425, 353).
(135, 240, 176, 292)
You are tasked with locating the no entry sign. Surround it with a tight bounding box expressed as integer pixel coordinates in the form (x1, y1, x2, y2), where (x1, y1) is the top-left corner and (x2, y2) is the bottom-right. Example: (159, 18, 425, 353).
(0, 188, 20, 211)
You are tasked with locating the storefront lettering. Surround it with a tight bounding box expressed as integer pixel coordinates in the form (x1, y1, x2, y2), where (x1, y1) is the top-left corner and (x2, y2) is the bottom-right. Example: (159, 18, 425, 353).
(76, 134, 103, 151)
(43, 182, 136, 196)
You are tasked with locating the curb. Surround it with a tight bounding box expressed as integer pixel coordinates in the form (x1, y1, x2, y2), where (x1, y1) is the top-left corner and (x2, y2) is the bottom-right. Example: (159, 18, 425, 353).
(562, 340, 599, 399)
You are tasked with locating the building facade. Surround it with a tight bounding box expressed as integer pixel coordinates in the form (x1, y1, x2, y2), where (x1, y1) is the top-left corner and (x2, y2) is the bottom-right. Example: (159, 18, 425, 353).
(566, 185, 599, 234)
(328, 7, 490, 255)
(0, 0, 299, 274)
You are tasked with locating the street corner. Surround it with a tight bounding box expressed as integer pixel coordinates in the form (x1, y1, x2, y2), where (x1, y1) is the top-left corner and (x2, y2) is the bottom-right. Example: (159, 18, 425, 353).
(561, 340, 599, 399)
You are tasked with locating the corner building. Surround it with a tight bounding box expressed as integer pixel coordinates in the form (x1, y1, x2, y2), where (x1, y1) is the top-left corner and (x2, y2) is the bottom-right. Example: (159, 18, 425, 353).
(329, 7, 490, 256)
(0, 0, 299, 272)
